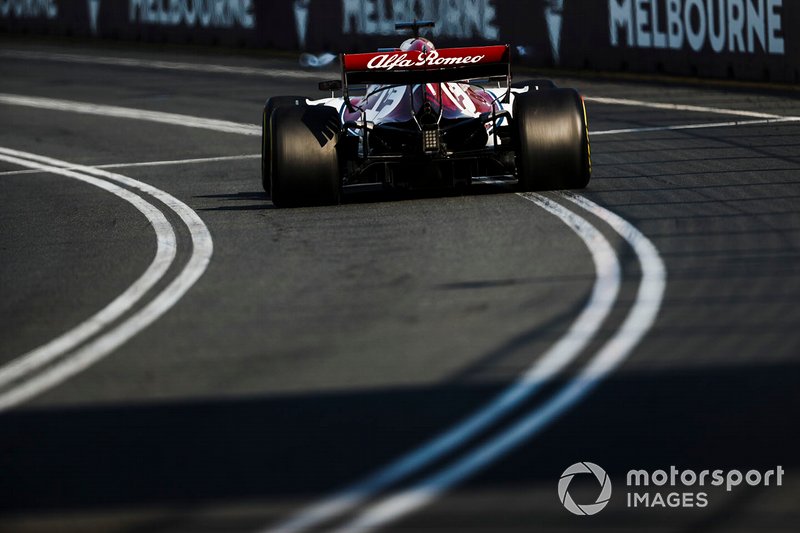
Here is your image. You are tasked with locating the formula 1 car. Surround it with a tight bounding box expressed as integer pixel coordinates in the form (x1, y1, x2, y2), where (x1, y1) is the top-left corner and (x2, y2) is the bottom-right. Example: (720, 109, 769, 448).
(262, 21, 590, 207)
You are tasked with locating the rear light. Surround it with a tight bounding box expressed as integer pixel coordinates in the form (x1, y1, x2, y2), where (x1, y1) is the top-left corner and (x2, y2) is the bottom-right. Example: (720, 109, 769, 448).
(422, 125, 440, 153)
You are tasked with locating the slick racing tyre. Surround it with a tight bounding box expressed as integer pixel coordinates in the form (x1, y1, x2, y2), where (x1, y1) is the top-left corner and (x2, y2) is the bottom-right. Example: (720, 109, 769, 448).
(511, 78, 557, 91)
(262, 96, 307, 194)
(514, 88, 591, 191)
(270, 104, 341, 207)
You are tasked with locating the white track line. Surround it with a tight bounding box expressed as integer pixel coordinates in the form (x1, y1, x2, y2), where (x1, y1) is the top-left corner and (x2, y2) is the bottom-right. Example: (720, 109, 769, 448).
(331, 192, 666, 533)
(585, 96, 795, 120)
(0, 93, 260, 136)
(585, 96, 800, 136)
(0, 147, 213, 410)
(263, 193, 622, 533)
(0, 154, 260, 177)
(2, 93, 795, 143)
(0, 49, 322, 80)
(100, 153, 260, 168)
(591, 117, 800, 136)
(0, 150, 177, 401)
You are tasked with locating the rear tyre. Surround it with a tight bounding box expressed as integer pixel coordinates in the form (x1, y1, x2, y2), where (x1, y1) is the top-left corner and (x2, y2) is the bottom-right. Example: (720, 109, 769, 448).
(262, 96, 307, 194)
(271, 105, 341, 207)
(514, 88, 591, 191)
(511, 79, 557, 91)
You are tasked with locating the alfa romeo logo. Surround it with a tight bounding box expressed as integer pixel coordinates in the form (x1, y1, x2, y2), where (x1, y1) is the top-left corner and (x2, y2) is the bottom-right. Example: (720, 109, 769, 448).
(558, 462, 612, 515)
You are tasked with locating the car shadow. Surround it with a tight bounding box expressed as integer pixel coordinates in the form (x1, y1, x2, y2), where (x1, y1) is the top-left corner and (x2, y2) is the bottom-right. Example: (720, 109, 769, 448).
(194, 183, 521, 212)
(195, 191, 275, 211)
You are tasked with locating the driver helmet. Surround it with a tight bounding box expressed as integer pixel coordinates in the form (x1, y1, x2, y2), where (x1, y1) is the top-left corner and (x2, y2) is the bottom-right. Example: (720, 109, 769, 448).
(400, 37, 435, 53)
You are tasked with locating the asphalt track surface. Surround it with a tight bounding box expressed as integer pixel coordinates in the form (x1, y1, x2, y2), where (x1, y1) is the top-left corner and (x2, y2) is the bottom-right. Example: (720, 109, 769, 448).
(1, 40, 799, 533)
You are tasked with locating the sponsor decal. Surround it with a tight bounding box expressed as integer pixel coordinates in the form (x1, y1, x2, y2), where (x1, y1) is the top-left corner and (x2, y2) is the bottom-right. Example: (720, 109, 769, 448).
(0, 0, 58, 18)
(366, 49, 486, 70)
(128, 0, 256, 29)
(344, 45, 507, 73)
(342, 0, 499, 40)
(609, 0, 785, 55)
(558, 462, 785, 514)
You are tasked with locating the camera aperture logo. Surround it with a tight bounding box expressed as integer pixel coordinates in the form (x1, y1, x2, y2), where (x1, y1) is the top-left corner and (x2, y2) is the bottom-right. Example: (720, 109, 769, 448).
(558, 462, 612, 515)
(558, 462, 785, 514)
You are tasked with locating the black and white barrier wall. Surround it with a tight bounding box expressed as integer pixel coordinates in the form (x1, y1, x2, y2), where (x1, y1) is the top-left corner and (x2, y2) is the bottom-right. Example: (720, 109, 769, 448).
(1, 0, 796, 83)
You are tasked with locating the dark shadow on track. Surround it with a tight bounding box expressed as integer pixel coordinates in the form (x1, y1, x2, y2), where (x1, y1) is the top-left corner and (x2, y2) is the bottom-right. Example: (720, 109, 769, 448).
(195, 191, 275, 211)
(1, 361, 797, 529)
(194, 184, 521, 211)
(341, 183, 519, 207)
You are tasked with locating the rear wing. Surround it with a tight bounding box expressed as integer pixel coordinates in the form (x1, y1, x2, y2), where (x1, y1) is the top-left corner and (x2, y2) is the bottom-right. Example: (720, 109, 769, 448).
(341, 45, 510, 88)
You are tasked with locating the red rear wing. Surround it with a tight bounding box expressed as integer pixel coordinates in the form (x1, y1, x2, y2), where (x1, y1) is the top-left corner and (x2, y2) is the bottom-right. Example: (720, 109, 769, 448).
(342, 45, 510, 86)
